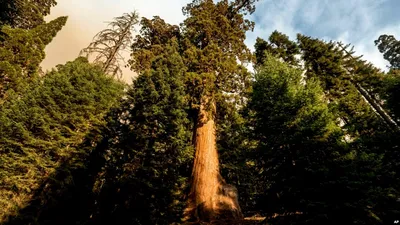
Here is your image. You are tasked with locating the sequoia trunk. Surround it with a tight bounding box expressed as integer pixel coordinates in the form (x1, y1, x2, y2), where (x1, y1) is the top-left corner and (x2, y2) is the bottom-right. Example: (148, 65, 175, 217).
(184, 97, 243, 223)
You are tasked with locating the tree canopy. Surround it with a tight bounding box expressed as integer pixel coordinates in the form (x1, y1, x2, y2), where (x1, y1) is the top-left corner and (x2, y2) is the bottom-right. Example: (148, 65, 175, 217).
(375, 34, 400, 69)
(0, 16, 67, 100)
(0, 0, 57, 29)
(0, 57, 124, 223)
(0, 1, 399, 225)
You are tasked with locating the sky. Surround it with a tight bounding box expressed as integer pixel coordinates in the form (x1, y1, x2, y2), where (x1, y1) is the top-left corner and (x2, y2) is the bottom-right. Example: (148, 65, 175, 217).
(41, 0, 400, 83)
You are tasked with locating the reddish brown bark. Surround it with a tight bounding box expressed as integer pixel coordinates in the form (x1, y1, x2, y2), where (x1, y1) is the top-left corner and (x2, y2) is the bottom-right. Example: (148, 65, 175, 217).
(184, 97, 243, 223)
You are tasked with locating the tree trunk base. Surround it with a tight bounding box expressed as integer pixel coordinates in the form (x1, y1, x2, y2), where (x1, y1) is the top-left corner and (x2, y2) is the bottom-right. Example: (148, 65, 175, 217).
(183, 183, 243, 224)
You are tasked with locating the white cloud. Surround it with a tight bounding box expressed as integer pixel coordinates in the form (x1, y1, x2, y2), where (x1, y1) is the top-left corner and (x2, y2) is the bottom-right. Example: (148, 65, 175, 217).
(245, 0, 302, 52)
(249, 0, 400, 71)
(351, 24, 400, 71)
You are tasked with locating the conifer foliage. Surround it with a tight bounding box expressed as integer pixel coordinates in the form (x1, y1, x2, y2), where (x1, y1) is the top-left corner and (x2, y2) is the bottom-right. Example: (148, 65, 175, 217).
(0, 57, 124, 223)
(129, 0, 257, 222)
(1, 1, 400, 225)
(248, 54, 346, 224)
(0, 16, 67, 100)
(254, 31, 300, 67)
(81, 38, 194, 225)
(375, 34, 400, 123)
(375, 34, 400, 69)
(0, 0, 57, 29)
(252, 32, 400, 225)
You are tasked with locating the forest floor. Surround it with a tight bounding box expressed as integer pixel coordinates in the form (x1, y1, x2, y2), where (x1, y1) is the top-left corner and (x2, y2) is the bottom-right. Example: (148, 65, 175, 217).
(183, 212, 304, 224)
(190, 212, 303, 224)
(182, 216, 267, 225)
(242, 216, 266, 224)
(183, 216, 267, 225)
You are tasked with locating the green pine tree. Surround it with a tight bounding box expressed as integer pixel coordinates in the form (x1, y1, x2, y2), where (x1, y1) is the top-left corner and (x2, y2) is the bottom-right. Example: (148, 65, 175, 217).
(380, 70, 400, 123)
(247, 54, 358, 225)
(0, 57, 124, 223)
(0, 16, 67, 100)
(87, 38, 193, 225)
(297, 34, 387, 137)
(375, 34, 400, 69)
(296, 34, 399, 224)
(254, 30, 300, 67)
(374, 34, 400, 123)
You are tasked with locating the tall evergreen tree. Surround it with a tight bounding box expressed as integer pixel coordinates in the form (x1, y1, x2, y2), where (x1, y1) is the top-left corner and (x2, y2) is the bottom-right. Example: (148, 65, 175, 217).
(254, 30, 300, 67)
(375, 34, 400, 69)
(252, 31, 400, 224)
(130, 0, 257, 222)
(380, 70, 400, 123)
(375, 34, 400, 123)
(180, 1, 255, 221)
(87, 38, 194, 225)
(248, 54, 354, 225)
(0, 57, 124, 223)
(297, 34, 399, 224)
(297, 34, 387, 137)
(337, 42, 399, 131)
(0, 16, 67, 100)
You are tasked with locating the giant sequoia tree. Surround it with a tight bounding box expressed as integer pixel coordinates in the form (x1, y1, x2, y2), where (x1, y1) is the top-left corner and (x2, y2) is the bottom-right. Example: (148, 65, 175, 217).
(130, 0, 257, 222)
(181, 1, 254, 222)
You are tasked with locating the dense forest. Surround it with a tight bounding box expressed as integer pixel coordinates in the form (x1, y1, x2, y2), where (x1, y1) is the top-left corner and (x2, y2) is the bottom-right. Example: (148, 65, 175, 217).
(0, 0, 399, 224)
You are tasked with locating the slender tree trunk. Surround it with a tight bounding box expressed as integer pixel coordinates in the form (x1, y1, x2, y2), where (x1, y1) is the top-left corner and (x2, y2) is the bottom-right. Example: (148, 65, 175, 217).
(102, 25, 128, 75)
(337, 42, 399, 131)
(102, 16, 136, 76)
(184, 97, 243, 223)
(352, 81, 399, 131)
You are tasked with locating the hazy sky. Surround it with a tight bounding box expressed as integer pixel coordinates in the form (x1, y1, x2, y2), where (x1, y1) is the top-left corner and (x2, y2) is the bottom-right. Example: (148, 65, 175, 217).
(42, 0, 400, 83)
(42, 0, 190, 83)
